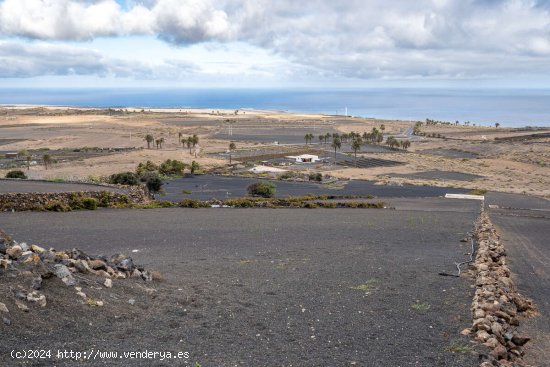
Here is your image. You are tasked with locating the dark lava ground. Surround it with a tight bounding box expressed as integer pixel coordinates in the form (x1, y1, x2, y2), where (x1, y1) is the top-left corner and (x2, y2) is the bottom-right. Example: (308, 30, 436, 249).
(161, 175, 468, 202)
(489, 207, 550, 367)
(1, 204, 480, 366)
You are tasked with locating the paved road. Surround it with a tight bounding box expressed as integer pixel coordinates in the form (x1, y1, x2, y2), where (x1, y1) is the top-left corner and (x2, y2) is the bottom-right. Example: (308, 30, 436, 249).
(489, 208, 550, 367)
(1, 205, 479, 366)
(0, 179, 124, 193)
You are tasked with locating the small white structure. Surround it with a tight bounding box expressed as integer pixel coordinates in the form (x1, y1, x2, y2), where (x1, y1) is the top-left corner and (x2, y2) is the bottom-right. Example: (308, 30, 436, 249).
(249, 165, 288, 174)
(286, 154, 320, 163)
(445, 193, 485, 201)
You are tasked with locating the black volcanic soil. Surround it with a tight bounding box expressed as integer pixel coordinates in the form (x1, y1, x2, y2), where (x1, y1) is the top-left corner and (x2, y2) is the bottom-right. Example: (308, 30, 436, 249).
(1, 206, 479, 366)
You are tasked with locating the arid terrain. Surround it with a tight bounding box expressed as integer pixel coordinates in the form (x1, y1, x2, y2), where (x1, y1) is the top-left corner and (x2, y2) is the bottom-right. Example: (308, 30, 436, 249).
(1, 106, 548, 198)
(1, 106, 549, 367)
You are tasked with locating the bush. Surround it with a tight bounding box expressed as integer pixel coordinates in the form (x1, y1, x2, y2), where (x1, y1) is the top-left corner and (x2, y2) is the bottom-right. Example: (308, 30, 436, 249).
(308, 172, 323, 182)
(180, 199, 209, 208)
(146, 176, 163, 193)
(159, 159, 186, 175)
(190, 161, 200, 174)
(136, 160, 159, 175)
(109, 172, 139, 185)
(6, 170, 27, 179)
(45, 201, 72, 212)
(247, 182, 276, 198)
(81, 197, 98, 210)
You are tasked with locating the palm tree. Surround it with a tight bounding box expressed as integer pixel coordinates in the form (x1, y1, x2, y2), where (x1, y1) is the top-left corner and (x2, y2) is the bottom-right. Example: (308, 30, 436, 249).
(186, 137, 193, 154)
(331, 137, 341, 163)
(229, 142, 236, 164)
(178, 132, 183, 143)
(145, 134, 154, 149)
(495, 123, 500, 128)
(155, 139, 160, 149)
(380, 124, 385, 133)
(42, 154, 52, 170)
(324, 132, 331, 144)
(318, 135, 324, 144)
(351, 137, 362, 166)
(158, 137, 165, 149)
(181, 137, 186, 149)
(304, 133, 314, 144)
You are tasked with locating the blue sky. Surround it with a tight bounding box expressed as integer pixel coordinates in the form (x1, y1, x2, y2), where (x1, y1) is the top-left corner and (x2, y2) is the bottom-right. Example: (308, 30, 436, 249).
(1, 0, 550, 88)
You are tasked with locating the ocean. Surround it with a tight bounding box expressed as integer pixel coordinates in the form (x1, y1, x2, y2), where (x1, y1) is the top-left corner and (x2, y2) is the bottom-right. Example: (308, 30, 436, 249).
(1, 88, 549, 128)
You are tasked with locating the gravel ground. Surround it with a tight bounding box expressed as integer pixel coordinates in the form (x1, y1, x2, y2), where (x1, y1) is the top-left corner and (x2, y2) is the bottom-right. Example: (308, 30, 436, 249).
(489, 208, 550, 367)
(1, 206, 479, 366)
(161, 175, 468, 201)
(0, 180, 124, 194)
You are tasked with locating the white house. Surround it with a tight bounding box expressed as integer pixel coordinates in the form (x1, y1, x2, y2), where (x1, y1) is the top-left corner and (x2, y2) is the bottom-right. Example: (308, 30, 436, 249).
(286, 154, 320, 163)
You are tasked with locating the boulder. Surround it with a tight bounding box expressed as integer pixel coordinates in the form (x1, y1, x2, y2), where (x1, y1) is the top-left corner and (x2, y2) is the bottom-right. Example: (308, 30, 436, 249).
(31, 244, 46, 253)
(53, 264, 72, 279)
(88, 259, 107, 270)
(489, 344, 507, 360)
(0, 302, 8, 313)
(511, 333, 531, 346)
(110, 254, 135, 272)
(6, 245, 22, 259)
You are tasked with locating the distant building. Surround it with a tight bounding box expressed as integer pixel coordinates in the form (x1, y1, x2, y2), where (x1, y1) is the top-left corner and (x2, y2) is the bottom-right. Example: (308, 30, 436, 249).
(286, 154, 320, 163)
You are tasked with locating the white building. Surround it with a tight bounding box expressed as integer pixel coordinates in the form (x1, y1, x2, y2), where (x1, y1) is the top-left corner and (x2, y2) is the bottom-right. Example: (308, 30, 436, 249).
(286, 154, 320, 163)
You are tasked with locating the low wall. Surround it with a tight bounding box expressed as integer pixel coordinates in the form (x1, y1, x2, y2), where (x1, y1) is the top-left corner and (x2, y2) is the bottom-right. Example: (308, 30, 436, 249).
(0, 188, 148, 211)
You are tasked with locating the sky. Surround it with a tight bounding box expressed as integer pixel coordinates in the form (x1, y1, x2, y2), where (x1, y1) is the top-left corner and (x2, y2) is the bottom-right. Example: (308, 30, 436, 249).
(0, 0, 550, 88)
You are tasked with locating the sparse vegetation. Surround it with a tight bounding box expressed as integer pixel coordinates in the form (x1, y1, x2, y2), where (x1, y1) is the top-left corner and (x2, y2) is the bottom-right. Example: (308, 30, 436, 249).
(109, 172, 140, 186)
(6, 170, 27, 179)
(247, 182, 276, 198)
(351, 280, 377, 292)
(468, 188, 488, 195)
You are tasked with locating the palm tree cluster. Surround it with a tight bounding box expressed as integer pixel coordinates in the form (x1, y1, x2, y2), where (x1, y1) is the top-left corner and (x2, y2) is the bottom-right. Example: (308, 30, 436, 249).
(362, 127, 384, 144)
(304, 133, 315, 144)
(385, 136, 411, 150)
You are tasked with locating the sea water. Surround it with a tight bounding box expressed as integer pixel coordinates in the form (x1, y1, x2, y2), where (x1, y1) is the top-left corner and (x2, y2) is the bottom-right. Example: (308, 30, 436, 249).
(1, 88, 549, 128)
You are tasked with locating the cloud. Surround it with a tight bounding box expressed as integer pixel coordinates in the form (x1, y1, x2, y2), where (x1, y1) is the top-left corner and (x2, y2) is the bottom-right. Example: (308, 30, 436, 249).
(0, 0, 549, 82)
(0, 0, 230, 42)
(0, 41, 201, 79)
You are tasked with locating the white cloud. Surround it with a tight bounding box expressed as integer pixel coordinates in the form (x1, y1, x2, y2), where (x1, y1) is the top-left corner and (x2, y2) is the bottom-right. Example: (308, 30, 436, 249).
(0, 0, 549, 82)
(0, 0, 230, 42)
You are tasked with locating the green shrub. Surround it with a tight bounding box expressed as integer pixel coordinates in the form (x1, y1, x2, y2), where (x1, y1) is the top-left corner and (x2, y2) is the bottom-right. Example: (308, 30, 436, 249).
(180, 199, 209, 208)
(136, 160, 159, 175)
(6, 170, 27, 179)
(159, 159, 187, 175)
(81, 197, 98, 210)
(190, 161, 200, 174)
(45, 201, 72, 212)
(247, 182, 276, 198)
(146, 176, 163, 193)
(308, 172, 323, 182)
(109, 172, 139, 185)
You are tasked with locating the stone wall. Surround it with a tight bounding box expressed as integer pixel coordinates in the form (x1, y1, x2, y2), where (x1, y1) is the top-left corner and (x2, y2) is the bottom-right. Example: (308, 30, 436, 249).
(0, 189, 148, 211)
(469, 209, 537, 367)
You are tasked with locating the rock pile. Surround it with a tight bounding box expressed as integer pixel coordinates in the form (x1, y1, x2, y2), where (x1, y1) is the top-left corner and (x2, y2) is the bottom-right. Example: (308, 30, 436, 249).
(0, 190, 147, 212)
(0, 229, 157, 323)
(468, 210, 537, 367)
